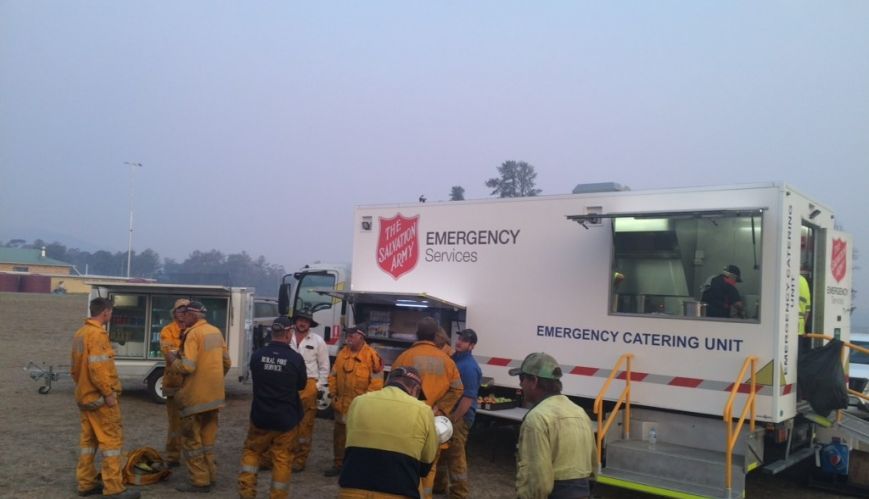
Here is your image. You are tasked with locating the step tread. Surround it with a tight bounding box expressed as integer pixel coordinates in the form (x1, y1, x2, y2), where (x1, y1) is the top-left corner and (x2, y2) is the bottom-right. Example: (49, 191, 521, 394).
(598, 466, 740, 498)
(608, 439, 743, 466)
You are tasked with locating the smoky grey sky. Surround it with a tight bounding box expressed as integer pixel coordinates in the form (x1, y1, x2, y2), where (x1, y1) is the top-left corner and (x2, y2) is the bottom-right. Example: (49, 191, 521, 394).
(1, 2, 867, 323)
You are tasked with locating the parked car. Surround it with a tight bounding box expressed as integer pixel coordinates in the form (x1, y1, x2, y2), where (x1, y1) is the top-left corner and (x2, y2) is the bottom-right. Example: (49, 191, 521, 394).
(848, 332, 869, 411)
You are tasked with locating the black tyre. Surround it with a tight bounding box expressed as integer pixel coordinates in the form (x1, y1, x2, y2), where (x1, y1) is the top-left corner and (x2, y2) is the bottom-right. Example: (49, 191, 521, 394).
(147, 368, 168, 404)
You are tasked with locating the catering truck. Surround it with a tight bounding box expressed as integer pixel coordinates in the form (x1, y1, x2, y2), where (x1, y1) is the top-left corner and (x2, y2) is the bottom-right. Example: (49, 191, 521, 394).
(88, 282, 257, 402)
(281, 182, 865, 497)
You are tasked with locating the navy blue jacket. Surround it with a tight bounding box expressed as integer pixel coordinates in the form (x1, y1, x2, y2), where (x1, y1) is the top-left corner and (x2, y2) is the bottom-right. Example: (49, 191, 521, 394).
(249, 342, 307, 431)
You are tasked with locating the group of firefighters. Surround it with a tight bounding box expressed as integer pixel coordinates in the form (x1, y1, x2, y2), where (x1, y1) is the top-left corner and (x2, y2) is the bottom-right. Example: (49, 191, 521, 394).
(72, 295, 597, 498)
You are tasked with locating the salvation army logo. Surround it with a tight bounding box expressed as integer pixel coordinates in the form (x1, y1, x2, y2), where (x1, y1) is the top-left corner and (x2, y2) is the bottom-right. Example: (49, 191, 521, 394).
(831, 238, 847, 283)
(377, 214, 419, 279)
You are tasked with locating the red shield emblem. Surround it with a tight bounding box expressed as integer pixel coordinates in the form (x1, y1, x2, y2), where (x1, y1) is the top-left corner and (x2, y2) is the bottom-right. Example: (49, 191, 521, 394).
(831, 238, 847, 283)
(377, 214, 419, 279)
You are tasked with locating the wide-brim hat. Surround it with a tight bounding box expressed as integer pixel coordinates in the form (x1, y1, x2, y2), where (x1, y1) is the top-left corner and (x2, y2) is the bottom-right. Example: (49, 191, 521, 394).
(291, 310, 319, 328)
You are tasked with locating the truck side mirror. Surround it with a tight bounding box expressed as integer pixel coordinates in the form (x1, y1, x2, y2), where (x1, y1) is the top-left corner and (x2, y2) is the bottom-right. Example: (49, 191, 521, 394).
(278, 283, 291, 316)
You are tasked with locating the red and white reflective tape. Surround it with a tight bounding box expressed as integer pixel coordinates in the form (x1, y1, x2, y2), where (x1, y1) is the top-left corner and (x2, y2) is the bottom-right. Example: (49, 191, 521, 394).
(475, 356, 793, 396)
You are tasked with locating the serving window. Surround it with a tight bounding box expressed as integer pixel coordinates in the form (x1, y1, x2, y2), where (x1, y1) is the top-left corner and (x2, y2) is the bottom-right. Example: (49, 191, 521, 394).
(603, 210, 763, 321)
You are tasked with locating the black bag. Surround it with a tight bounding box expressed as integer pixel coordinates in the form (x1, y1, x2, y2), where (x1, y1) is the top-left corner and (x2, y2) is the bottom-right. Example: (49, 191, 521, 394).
(797, 339, 849, 417)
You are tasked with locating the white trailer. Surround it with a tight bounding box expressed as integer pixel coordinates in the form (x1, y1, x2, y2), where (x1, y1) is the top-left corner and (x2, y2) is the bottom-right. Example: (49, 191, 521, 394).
(88, 282, 256, 402)
(288, 183, 862, 497)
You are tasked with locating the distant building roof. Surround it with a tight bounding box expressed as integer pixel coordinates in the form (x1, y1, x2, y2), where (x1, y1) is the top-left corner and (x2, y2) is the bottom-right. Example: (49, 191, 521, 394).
(0, 247, 73, 268)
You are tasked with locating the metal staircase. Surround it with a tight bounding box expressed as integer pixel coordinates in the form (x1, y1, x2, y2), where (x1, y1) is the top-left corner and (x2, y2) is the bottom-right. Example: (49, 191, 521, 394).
(598, 408, 763, 498)
(593, 355, 760, 498)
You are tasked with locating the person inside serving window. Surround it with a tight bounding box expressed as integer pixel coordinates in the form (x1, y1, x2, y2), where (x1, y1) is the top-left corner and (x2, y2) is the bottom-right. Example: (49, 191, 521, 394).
(701, 265, 745, 319)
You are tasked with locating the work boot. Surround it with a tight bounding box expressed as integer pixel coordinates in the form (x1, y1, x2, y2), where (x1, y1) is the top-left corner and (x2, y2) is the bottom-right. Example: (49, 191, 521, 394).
(77, 485, 102, 496)
(104, 489, 141, 499)
(323, 466, 341, 477)
(175, 483, 212, 493)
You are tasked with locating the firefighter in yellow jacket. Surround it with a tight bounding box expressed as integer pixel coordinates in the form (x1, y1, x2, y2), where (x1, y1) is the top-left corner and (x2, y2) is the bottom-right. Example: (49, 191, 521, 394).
(392, 317, 463, 499)
(71, 297, 140, 498)
(323, 324, 384, 477)
(159, 298, 189, 466)
(168, 301, 231, 493)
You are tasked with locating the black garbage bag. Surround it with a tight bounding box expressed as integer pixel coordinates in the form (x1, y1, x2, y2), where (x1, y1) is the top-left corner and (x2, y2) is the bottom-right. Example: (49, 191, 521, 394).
(797, 339, 849, 417)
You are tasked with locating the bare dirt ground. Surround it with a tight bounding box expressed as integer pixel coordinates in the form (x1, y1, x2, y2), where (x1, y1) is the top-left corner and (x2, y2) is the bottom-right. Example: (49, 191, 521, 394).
(0, 292, 852, 498)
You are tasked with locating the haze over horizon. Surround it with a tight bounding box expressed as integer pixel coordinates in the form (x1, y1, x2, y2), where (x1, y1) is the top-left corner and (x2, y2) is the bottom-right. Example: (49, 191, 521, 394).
(2, 2, 867, 323)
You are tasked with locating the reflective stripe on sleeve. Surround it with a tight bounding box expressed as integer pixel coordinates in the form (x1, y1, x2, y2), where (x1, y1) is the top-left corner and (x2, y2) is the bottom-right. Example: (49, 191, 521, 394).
(88, 354, 111, 363)
(450, 379, 463, 388)
(103, 449, 122, 457)
(182, 359, 196, 369)
(80, 447, 97, 456)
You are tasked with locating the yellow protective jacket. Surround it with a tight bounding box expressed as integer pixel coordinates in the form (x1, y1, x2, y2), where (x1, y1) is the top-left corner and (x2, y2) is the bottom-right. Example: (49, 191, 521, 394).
(160, 321, 185, 393)
(392, 340, 463, 414)
(328, 343, 384, 415)
(799, 275, 812, 335)
(171, 319, 231, 417)
(71, 319, 122, 410)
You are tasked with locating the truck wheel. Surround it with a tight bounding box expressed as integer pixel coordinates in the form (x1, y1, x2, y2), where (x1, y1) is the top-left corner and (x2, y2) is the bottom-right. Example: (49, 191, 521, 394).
(147, 368, 168, 404)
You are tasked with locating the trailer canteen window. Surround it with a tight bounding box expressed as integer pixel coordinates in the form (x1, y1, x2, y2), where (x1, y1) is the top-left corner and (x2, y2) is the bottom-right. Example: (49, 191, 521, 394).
(108, 294, 230, 360)
(108, 294, 148, 357)
(609, 210, 762, 321)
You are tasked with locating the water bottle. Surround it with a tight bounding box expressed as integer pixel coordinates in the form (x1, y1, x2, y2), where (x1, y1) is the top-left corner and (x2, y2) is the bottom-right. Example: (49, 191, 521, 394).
(649, 428, 657, 448)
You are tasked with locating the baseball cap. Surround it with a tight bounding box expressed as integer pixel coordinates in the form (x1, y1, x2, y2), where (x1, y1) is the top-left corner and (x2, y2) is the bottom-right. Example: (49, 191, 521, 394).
(723, 265, 742, 282)
(182, 301, 207, 313)
(346, 323, 367, 338)
(271, 317, 294, 332)
(387, 366, 427, 400)
(508, 352, 563, 379)
(457, 328, 478, 344)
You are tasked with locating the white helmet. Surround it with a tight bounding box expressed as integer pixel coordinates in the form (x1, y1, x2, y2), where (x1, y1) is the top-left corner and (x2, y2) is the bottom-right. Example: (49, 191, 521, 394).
(317, 391, 333, 411)
(434, 415, 453, 444)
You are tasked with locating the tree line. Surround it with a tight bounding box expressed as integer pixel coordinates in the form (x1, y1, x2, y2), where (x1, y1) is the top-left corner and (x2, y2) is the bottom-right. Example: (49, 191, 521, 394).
(2, 239, 286, 296)
(449, 160, 541, 201)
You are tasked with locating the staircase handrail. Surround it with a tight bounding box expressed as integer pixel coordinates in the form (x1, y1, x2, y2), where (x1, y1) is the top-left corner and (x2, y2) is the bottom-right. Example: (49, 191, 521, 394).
(593, 353, 633, 472)
(723, 355, 757, 495)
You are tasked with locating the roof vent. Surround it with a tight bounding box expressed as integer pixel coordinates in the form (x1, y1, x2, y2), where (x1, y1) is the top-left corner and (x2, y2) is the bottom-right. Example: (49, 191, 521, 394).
(40, 246, 47, 258)
(572, 182, 630, 194)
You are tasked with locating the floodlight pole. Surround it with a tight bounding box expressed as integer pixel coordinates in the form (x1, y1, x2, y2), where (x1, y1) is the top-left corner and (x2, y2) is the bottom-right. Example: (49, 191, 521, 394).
(124, 161, 143, 278)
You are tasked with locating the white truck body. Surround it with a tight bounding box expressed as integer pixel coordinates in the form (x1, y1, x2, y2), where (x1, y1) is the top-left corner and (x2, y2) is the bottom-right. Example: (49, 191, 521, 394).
(88, 282, 256, 400)
(343, 183, 852, 424)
